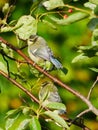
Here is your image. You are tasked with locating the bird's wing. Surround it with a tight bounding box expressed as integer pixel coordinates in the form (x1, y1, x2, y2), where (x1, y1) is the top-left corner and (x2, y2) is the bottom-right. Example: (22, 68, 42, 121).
(30, 44, 53, 61)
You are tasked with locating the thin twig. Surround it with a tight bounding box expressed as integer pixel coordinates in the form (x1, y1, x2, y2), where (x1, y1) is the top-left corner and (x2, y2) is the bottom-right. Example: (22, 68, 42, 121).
(64, 4, 90, 14)
(0, 49, 27, 64)
(69, 109, 91, 129)
(87, 76, 98, 100)
(0, 69, 39, 104)
(2, 54, 10, 76)
(0, 37, 98, 116)
(76, 109, 91, 118)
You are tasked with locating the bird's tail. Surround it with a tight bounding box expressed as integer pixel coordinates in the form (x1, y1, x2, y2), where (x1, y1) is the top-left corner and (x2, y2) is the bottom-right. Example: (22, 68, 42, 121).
(50, 56, 63, 69)
(50, 56, 68, 74)
(61, 67, 68, 75)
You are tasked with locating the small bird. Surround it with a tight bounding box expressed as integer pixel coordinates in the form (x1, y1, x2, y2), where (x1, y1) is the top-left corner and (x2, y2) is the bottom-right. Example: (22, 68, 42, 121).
(39, 81, 66, 115)
(27, 35, 67, 73)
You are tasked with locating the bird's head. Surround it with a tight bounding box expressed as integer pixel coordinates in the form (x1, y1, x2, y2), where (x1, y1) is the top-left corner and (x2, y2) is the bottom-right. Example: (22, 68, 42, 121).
(27, 35, 38, 45)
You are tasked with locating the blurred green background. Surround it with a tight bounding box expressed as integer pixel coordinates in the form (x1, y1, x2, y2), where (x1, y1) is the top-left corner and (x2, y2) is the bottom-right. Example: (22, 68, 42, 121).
(0, 0, 98, 130)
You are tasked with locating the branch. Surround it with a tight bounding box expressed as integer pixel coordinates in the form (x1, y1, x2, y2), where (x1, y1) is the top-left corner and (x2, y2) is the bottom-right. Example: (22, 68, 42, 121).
(0, 49, 27, 64)
(87, 76, 98, 100)
(0, 37, 98, 116)
(76, 109, 91, 118)
(0, 69, 90, 130)
(64, 4, 90, 14)
(0, 69, 39, 104)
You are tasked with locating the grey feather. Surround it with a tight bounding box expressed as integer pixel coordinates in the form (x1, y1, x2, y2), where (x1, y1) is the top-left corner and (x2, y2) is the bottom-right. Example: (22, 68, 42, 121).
(28, 35, 64, 69)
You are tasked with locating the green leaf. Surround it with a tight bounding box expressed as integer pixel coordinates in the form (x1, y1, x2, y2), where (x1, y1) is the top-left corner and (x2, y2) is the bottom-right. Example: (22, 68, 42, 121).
(0, 62, 7, 73)
(89, 67, 98, 72)
(42, 0, 64, 10)
(87, 18, 98, 30)
(5, 107, 22, 118)
(84, 2, 96, 10)
(49, 12, 89, 25)
(5, 114, 19, 130)
(0, 26, 15, 32)
(72, 53, 89, 63)
(92, 29, 98, 44)
(44, 111, 69, 129)
(39, 86, 49, 102)
(15, 15, 37, 40)
(29, 116, 41, 130)
(0, 22, 22, 33)
(16, 119, 30, 130)
(30, 0, 42, 13)
(22, 107, 31, 115)
(89, 0, 98, 5)
(64, 0, 72, 3)
(94, 5, 98, 15)
(9, 20, 17, 26)
(42, 20, 57, 30)
(2, 3, 9, 15)
(79, 45, 98, 54)
(46, 102, 66, 111)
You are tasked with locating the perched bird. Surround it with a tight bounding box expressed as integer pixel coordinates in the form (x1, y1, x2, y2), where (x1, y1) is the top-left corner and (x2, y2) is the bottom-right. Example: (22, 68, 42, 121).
(27, 35, 67, 73)
(39, 81, 66, 115)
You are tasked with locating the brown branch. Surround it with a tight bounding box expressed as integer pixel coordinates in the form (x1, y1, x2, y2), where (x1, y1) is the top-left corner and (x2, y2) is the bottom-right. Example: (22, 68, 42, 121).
(76, 109, 91, 118)
(0, 37, 98, 116)
(0, 69, 39, 104)
(0, 69, 90, 130)
(87, 76, 98, 100)
(0, 49, 27, 64)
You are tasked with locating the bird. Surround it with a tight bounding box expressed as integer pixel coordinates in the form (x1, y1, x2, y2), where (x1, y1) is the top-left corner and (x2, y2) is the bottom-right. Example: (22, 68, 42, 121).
(39, 81, 66, 115)
(27, 35, 67, 73)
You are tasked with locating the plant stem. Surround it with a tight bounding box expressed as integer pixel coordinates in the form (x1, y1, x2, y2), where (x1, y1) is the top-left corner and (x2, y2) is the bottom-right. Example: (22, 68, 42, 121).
(64, 4, 90, 14)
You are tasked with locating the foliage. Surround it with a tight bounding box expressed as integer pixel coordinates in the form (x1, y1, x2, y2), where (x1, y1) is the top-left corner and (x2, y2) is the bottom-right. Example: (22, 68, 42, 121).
(0, 0, 98, 130)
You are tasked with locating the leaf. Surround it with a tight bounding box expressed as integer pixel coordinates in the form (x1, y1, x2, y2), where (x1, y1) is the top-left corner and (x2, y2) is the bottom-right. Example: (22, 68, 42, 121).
(0, 26, 15, 32)
(5, 107, 22, 118)
(44, 111, 69, 129)
(84, 2, 96, 10)
(72, 53, 89, 63)
(94, 5, 98, 15)
(15, 15, 37, 40)
(22, 107, 31, 115)
(89, 67, 98, 72)
(29, 116, 41, 130)
(64, 0, 72, 3)
(2, 3, 9, 15)
(39, 85, 49, 102)
(30, 0, 42, 13)
(92, 29, 98, 45)
(46, 102, 66, 111)
(5, 114, 19, 130)
(49, 12, 89, 25)
(42, 0, 64, 10)
(89, 0, 98, 5)
(9, 20, 17, 26)
(79, 45, 98, 55)
(0, 62, 7, 73)
(16, 119, 30, 130)
(0, 23, 22, 32)
(42, 20, 57, 30)
(87, 18, 98, 30)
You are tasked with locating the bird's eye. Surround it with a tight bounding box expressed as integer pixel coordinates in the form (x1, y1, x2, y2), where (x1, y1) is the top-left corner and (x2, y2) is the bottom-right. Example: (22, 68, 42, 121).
(29, 39, 33, 42)
(29, 36, 38, 43)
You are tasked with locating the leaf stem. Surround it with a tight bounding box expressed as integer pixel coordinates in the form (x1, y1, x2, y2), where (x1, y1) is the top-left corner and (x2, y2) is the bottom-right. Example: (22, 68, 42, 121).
(64, 4, 91, 14)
